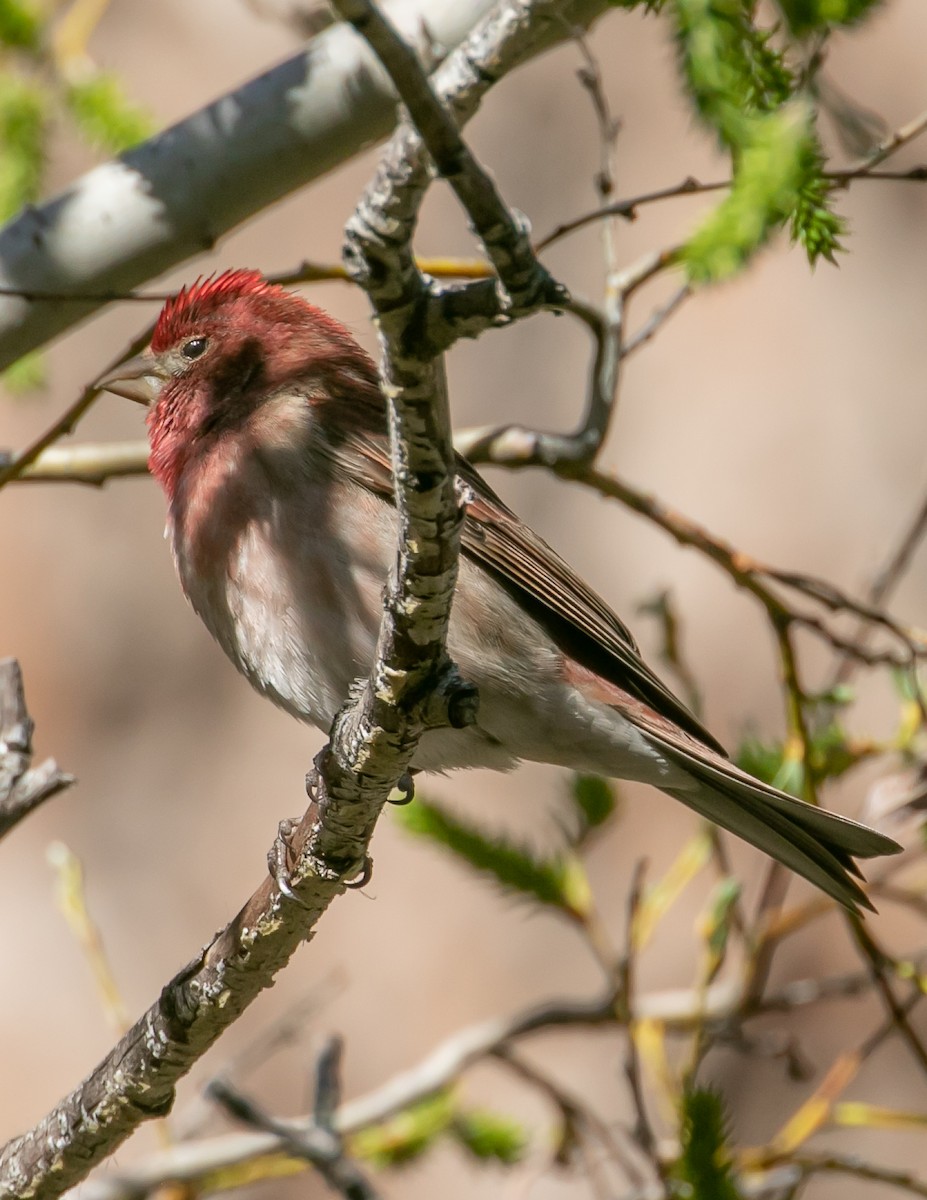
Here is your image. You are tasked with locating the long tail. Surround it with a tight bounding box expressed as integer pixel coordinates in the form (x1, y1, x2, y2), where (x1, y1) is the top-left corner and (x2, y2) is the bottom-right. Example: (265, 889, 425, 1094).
(656, 741, 901, 915)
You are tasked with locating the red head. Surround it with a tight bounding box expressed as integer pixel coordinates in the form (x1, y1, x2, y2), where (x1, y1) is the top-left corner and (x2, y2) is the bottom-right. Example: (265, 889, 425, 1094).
(103, 270, 381, 498)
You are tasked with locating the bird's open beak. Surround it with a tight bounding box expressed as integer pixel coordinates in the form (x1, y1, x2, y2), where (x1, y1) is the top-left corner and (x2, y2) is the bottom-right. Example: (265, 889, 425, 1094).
(97, 354, 164, 406)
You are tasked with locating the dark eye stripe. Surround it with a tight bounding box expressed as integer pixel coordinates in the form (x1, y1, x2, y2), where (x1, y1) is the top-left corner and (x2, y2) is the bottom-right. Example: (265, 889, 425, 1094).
(181, 337, 208, 360)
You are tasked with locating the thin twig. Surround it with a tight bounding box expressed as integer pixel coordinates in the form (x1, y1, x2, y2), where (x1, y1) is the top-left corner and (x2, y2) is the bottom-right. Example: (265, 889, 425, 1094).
(536, 105, 927, 252)
(0, 658, 73, 842)
(208, 1065, 379, 1200)
(829, 477, 927, 689)
(0, 328, 151, 488)
(620, 863, 669, 1193)
(621, 285, 691, 359)
(847, 917, 927, 1077)
(493, 1045, 649, 1190)
(837, 106, 927, 179)
(792, 1152, 927, 1198)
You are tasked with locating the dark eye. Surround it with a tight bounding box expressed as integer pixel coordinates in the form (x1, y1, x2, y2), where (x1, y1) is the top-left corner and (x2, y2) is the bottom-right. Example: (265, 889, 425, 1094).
(181, 337, 208, 360)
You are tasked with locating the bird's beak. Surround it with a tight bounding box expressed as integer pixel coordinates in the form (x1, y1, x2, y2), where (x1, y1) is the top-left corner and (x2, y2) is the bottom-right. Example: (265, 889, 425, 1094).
(97, 354, 164, 406)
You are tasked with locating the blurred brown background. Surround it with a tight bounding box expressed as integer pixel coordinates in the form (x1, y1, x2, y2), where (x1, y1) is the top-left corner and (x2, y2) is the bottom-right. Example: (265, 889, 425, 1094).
(2, 1, 927, 1196)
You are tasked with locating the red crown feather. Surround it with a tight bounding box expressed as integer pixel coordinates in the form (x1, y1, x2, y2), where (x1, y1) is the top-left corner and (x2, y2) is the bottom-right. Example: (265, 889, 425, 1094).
(151, 270, 285, 351)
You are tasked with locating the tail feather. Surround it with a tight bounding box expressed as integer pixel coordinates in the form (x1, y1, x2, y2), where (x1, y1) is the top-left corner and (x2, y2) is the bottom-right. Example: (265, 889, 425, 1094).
(666, 780, 873, 913)
(656, 742, 902, 915)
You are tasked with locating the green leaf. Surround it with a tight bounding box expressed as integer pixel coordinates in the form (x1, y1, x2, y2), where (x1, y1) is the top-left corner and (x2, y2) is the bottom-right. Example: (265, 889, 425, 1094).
(569, 774, 617, 834)
(65, 73, 152, 153)
(669, 0, 847, 279)
(396, 797, 591, 918)
(806, 683, 855, 708)
(776, 0, 885, 36)
(790, 138, 846, 265)
(890, 666, 922, 703)
(2, 348, 45, 392)
(453, 1110, 527, 1163)
(683, 104, 817, 282)
(0, 0, 42, 51)
(350, 1092, 456, 1168)
(0, 74, 47, 220)
(351, 1095, 527, 1170)
(809, 721, 869, 780)
(670, 0, 793, 149)
(700, 878, 741, 973)
(673, 1087, 744, 1200)
(736, 718, 872, 792)
(735, 735, 786, 785)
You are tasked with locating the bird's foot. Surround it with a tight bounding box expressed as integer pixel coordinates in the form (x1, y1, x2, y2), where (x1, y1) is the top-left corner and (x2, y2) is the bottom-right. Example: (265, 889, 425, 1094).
(268, 816, 312, 909)
(269, 817, 373, 900)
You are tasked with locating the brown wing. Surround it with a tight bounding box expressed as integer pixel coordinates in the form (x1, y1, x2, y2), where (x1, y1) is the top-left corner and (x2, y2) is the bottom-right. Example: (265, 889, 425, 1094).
(320, 426, 726, 756)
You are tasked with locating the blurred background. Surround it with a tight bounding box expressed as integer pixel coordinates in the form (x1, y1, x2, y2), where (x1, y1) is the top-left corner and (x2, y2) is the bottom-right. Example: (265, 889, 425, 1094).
(2, 0, 927, 1195)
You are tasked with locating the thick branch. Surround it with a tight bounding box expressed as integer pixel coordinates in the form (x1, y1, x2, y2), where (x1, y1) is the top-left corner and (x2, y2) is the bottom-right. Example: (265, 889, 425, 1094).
(0, 0, 612, 371)
(336, 0, 567, 318)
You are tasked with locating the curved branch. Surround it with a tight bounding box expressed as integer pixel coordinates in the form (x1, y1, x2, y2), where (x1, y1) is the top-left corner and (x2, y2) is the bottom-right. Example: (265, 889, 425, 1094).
(0, 0, 547, 371)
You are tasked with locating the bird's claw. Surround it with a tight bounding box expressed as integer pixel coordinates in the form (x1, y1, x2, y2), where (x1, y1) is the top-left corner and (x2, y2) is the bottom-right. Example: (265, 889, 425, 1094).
(344, 855, 373, 890)
(389, 770, 416, 805)
(268, 816, 312, 909)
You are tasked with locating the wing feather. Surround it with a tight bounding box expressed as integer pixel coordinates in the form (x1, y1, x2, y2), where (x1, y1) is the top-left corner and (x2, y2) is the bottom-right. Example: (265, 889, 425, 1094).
(320, 426, 724, 753)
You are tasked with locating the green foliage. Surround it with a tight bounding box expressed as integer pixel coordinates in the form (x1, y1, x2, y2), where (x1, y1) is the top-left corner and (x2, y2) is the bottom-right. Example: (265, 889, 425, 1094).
(672, 1088, 744, 1200)
(776, 0, 886, 36)
(684, 105, 816, 280)
(670, 0, 793, 148)
(0, 4, 153, 246)
(669, 0, 848, 277)
(569, 774, 617, 835)
(701, 877, 741, 968)
(453, 1109, 527, 1164)
(737, 735, 787, 787)
(0, 0, 41, 51)
(350, 1092, 527, 1169)
(395, 796, 592, 920)
(65, 73, 152, 153)
(0, 69, 48, 391)
(2, 348, 45, 392)
(351, 1092, 457, 1167)
(736, 710, 872, 796)
(0, 73, 45, 219)
(791, 140, 846, 264)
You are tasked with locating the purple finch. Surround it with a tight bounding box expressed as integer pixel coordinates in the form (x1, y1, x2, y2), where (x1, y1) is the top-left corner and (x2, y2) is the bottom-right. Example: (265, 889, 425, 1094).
(102, 269, 899, 913)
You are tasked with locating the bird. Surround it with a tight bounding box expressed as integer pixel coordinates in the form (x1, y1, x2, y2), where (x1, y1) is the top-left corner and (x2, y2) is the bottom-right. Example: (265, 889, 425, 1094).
(100, 268, 900, 914)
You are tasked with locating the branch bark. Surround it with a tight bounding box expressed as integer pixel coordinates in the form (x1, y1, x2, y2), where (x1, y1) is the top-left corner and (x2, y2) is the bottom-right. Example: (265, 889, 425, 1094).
(0, 0, 608, 372)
